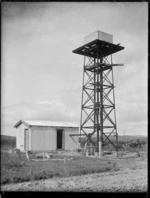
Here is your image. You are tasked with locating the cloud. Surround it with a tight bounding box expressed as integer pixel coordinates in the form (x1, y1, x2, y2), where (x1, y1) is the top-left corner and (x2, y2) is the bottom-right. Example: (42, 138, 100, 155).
(37, 100, 64, 107)
(2, 2, 47, 21)
(1, 100, 80, 136)
(117, 120, 147, 136)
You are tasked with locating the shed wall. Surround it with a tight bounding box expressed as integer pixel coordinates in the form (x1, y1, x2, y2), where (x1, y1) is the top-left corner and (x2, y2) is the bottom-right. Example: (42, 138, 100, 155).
(30, 126, 79, 151)
(63, 128, 79, 150)
(16, 124, 30, 151)
(30, 126, 56, 150)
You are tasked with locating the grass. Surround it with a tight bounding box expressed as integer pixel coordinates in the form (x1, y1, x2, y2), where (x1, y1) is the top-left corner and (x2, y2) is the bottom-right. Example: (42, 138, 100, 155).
(1, 134, 147, 185)
(1, 152, 119, 185)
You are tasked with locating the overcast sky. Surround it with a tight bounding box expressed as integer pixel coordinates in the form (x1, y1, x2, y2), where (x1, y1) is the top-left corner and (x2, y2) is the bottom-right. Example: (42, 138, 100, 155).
(2, 2, 148, 136)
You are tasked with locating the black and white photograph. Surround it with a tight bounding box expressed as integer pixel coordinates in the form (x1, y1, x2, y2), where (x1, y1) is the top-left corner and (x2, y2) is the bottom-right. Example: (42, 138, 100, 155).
(1, 2, 148, 192)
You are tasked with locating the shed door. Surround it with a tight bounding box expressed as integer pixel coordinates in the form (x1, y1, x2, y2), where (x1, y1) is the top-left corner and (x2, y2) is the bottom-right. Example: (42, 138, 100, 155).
(57, 130, 63, 149)
(24, 129, 29, 150)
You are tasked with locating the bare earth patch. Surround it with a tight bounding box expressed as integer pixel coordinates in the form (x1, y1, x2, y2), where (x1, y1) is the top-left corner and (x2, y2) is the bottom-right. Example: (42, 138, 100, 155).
(1, 166, 147, 192)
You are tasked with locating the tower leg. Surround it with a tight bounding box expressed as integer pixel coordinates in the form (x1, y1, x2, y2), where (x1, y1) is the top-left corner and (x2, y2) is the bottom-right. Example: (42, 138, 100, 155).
(99, 58, 103, 157)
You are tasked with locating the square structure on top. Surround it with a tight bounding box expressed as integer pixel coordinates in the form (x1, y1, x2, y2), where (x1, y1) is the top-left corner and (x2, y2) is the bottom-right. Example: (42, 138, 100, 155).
(83, 30, 113, 45)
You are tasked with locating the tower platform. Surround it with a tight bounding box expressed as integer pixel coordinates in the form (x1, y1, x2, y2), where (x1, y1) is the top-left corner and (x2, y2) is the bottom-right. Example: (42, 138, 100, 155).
(72, 39, 124, 58)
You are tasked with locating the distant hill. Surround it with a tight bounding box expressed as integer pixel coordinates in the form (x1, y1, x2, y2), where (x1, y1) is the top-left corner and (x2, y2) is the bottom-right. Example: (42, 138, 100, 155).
(1, 135, 16, 150)
(79, 135, 147, 146)
(118, 135, 147, 142)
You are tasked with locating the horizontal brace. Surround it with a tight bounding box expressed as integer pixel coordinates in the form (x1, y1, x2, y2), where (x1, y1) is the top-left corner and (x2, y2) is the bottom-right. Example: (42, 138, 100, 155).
(82, 126, 95, 129)
(103, 126, 115, 128)
(83, 87, 94, 91)
(103, 132, 117, 134)
(103, 126, 116, 130)
(84, 66, 112, 72)
(82, 106, 94, 109)
(103, 84, 113, 87)
(100, 66, 112, 72)
(103, 86, 115, 90)
(69, 134, 86, 136)
(84, 63, 105, 68)
(84, 63, 124, 68)
(89, 82, 102, 86)
(89, 83, 114, 87)
(110, 64, 124, 66)
(103, 105, 114, 108)
(84, 63, 124, 71)
(81, 126, 115, 129)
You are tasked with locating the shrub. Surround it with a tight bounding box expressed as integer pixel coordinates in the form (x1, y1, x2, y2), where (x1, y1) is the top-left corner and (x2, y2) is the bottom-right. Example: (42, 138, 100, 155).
(2, 152, 28, 169)
(112, 162, 120, 171)
(136, 150, 141, 157)
(1, 135, 16, 150)
(76, 147, 82, 152)
(128, 139, 147, 149)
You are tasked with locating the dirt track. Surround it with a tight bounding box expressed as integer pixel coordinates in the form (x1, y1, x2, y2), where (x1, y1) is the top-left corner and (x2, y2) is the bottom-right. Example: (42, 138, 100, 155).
(1, 167, 147, 192)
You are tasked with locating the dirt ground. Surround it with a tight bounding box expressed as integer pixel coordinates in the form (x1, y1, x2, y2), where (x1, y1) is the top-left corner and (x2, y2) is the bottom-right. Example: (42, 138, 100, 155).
(1, 157, 147, 192)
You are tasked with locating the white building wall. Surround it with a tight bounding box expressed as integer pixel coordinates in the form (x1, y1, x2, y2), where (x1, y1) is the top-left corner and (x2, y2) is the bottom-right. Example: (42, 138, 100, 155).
(16, 124, 29, 151)
(30, 126, 56, 151)
(63, 127, 79, 150)
(29, 128, 31, 150)
(16, 124, 79, 151)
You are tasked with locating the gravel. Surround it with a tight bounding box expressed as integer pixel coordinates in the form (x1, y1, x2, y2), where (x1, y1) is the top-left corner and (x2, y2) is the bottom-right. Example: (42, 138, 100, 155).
(1, 167, 147, 192)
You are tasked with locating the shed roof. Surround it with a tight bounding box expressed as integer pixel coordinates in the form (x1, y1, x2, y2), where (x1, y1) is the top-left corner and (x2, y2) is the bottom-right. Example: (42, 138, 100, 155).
(14, 120, 79, 128)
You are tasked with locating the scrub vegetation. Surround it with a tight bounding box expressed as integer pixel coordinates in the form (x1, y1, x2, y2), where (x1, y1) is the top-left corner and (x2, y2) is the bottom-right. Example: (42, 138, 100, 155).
(1, 135, 16, 150)
(1, 135, 147, 185)
(1, 152, 119, 185)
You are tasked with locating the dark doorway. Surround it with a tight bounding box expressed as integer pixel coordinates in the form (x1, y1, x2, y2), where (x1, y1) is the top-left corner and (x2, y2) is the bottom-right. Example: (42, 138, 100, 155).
(57, 130, 63, 149)
(24, 129, 29, 150)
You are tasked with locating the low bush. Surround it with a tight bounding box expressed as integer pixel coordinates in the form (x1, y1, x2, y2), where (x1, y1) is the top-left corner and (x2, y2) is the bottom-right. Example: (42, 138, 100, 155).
(79, 136, 147, 152)
(2, 152, 28, 169)
(1, 135, 16, 150)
